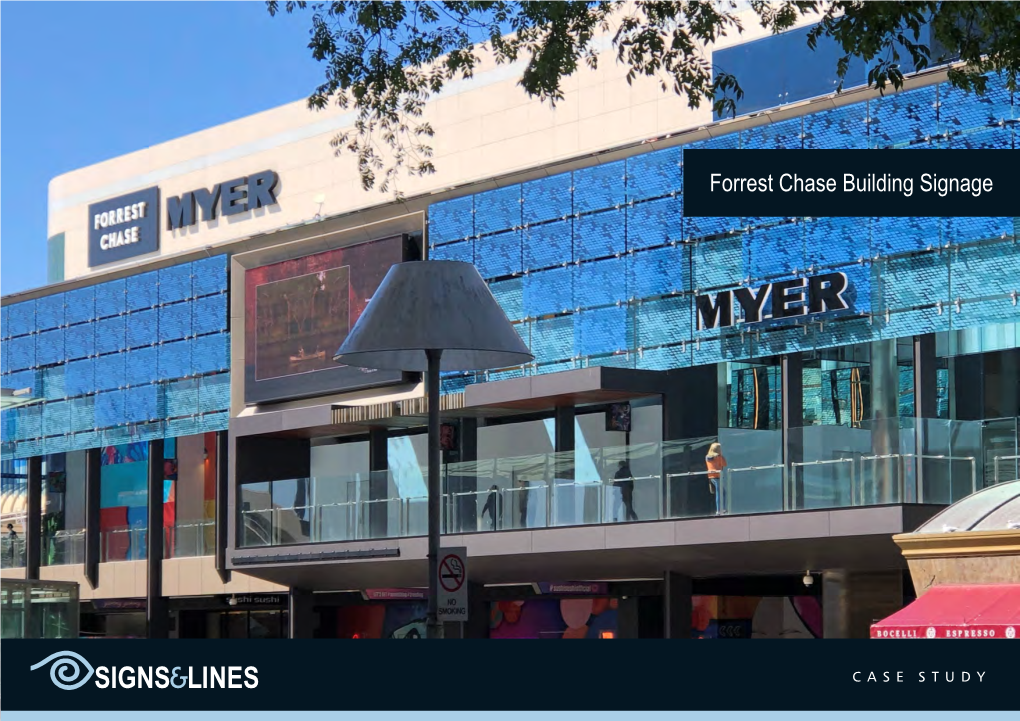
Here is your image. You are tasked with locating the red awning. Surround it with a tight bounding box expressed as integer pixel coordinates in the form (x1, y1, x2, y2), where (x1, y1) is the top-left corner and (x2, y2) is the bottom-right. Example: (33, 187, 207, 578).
(871, 584, 1020, 639)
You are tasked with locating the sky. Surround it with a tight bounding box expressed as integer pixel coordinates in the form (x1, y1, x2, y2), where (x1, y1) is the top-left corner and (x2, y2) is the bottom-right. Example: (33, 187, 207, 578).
(0, 1, 325, 296)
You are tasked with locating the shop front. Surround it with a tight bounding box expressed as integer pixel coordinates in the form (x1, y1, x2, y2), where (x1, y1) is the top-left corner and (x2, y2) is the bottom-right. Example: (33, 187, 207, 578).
(871, 480, 1020, 639)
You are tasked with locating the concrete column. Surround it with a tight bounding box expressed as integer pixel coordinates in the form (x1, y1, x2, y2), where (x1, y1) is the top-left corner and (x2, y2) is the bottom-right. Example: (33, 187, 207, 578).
(215, 430, 230, 583)
(663, 571, 692, 639)
(288, 588, 316, 639)
(663, 365, 720, 517)
(447, 418, 478, 534)
(913, 335, 937, 501)
(822, 569, 903, 639)
(368, 428, 389, 538)
(25, 456, 42, 579)
(463, 581, 489, 639)
(781, 354, 804, 510)
(617, 596, 640, 639)
(84, 448, 101, 589)
(986, 349, 1020, 419)
(555, 405, 576, 525)
(146, 439, 169, 639)
(870, 340, 901, 503)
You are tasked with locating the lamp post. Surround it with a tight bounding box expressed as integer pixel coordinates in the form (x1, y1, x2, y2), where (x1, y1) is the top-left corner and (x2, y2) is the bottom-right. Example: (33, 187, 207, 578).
(334, 260, 532, 638)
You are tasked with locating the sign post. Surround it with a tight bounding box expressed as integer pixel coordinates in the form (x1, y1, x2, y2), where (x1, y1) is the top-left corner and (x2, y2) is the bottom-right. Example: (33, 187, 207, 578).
(436, 547, 469, 624)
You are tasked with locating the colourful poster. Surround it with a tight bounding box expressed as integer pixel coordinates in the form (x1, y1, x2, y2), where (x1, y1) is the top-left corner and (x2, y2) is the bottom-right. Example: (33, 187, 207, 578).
(490, 598, 618, 639)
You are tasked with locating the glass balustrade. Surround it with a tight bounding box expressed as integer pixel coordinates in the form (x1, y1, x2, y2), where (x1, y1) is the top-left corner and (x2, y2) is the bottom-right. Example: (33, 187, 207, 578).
(164, 520, 216, 558)
(1, 537, 26, 568)
(234, 418, 1014, 547)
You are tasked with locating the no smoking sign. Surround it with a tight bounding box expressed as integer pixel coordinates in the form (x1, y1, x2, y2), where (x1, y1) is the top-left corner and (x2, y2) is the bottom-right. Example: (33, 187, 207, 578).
(437, 547, 469, 621)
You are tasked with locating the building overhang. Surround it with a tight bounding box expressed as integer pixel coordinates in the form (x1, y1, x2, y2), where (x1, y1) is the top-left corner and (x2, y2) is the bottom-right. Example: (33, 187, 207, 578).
(231, 366, 672, 439)
(228, 504, 942, 591)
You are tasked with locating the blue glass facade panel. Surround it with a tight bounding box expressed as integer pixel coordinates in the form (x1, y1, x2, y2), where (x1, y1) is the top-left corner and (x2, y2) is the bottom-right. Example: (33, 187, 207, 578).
(198, 374, 231, 414)
(524, 221, 571, 270)
(474, 230, 522, 278)
(35, 329, 65, 367)
(531, 316, 573, 364)
(523, 267, 573, 318)
(523, 174, 572, 225)
(575, 257, 626, 309)
(64, 322, 95, 360)
(428, 73, 1016, 393)
(2, 257, 231, 459)
(159, 303, 192, 342)
(64, 359, 94, 398)
(41, 366, 65, 401)
(628, 245, 688, 299)
(7, 335, 36, 372)
(869, 85, 938, 147)
(192, 255, 229, 296)
(627, 197, 682, 251)
(626, 148, 680, 202)
(159, 263, 193, 304)
(126, 309, 158, 349)
(428, 194, 474, 244)
(574, 208, 625, 260)
(430, 239, 473, 265)
(94, 279, 126, 318)
(126, 271, 159, 311)
(574, 161, 625, 214)
(576, 306, 629, 356)
(489, 279, 523, 323)
(35, 294, 65, 331)
(8, 300, 36, 337)
(192, 294, 227, 335)
(191, 333, 229, 375)
(125, 347, 157, 387)
(157, 341, 192, 381)
(474, 186, 521, 237)
(64, 287, 96, 326)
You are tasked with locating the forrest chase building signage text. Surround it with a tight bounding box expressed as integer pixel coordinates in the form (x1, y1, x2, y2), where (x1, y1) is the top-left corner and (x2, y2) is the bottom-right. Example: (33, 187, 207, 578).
(696, 272, 849, 330)
(88, 187, 160, 268)
(87, 170, 279, 268)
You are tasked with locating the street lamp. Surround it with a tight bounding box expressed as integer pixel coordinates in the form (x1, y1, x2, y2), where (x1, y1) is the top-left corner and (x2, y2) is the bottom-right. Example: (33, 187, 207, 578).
(334, 260, 533, 638)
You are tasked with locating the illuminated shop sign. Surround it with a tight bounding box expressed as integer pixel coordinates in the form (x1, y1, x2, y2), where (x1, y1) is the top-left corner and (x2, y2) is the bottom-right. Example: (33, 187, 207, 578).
(696, 272, 849, 330)
(86, 170, 280, 268)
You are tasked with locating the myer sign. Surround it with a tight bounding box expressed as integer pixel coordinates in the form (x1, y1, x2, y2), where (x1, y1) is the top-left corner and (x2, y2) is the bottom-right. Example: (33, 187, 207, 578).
(86, 170, 279, 268)
(696, 272, 850, 330)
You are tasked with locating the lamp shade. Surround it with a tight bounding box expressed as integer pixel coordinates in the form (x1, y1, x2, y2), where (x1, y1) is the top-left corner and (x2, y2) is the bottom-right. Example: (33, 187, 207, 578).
(333, 260, 533, 372)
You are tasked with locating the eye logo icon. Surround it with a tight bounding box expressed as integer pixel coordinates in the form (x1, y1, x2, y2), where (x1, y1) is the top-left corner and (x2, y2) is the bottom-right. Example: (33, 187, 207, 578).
(30, 651, 95, 690)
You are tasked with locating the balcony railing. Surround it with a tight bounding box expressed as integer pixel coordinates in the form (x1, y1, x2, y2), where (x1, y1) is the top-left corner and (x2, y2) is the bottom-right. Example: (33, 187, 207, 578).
(43, 530, 86, 566)
(164, 520, 215, 559)
(2, 537, 25, 569)
(238, 418, 1017, 548)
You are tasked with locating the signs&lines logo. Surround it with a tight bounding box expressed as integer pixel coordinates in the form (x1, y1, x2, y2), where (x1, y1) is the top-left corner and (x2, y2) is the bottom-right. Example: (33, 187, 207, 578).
(30, 650, 259, 691)
(30, 651, 95, 691)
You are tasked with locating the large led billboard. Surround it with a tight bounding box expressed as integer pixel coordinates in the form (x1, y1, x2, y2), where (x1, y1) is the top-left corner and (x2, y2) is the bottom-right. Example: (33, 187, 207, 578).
(244, 235, 413, 404)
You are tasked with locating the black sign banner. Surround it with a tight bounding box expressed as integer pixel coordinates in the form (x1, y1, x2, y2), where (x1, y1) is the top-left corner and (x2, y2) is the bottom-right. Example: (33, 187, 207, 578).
(2, 640, 1016, 711)
(683, 149, 1018, 217)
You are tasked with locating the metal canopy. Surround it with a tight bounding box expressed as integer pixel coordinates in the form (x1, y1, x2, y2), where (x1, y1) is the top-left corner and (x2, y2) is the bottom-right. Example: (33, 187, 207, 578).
(333, 260, 533, 372)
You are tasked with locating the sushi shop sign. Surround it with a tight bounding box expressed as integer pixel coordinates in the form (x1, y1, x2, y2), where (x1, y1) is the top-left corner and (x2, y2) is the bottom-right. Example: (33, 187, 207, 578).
(87, 170, 280, 268)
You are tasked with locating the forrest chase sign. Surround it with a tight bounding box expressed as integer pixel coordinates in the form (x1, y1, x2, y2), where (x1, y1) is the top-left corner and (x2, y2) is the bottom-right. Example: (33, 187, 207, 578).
(87, 170, 279, 268)
(696, 271, 849, 330)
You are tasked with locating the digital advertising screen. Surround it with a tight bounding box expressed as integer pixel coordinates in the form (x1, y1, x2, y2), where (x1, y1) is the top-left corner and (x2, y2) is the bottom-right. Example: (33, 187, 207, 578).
(243, 235, 413, 404)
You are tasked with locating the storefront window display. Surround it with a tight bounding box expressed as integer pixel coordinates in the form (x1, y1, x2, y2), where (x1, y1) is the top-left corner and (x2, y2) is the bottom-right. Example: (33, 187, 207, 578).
(691, 595, 823, 639)
(490, 597, 619, 639)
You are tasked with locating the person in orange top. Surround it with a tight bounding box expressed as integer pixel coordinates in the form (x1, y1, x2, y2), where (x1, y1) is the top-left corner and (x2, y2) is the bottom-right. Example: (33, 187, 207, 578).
(705, 443, 727, 515)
